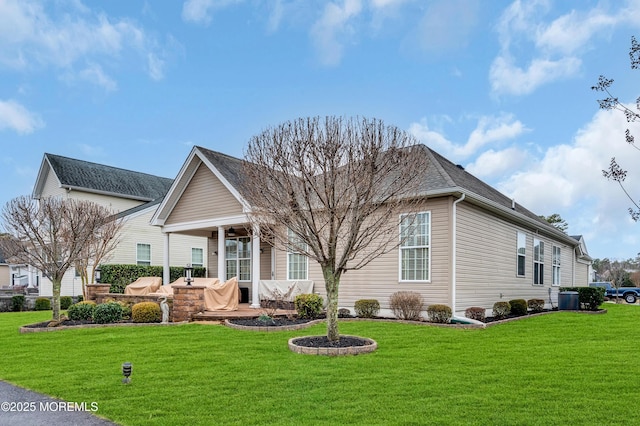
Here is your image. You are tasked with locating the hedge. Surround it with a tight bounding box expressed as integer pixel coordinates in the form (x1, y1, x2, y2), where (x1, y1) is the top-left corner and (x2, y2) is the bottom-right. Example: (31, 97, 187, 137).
(99, 264, 206, 293)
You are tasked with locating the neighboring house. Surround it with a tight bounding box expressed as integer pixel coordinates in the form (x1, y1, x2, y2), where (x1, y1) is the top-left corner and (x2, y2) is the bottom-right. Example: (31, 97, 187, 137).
(31, 153, 208, 297)
(151, 145, 593, 314)
(0, 249, 9, 287)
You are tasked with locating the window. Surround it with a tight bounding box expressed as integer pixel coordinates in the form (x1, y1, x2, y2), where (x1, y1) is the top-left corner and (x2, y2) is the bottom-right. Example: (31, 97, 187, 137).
(287, 229, 308, 280)
(552, 246, 561, 286)
(137, 243, 151, 266)
(400, 212, 430, 281)
(517, 232, 526, 277)
(226, 237, 251, 281)
(533, 238, 544, 285)
(191, 248, 204, 268)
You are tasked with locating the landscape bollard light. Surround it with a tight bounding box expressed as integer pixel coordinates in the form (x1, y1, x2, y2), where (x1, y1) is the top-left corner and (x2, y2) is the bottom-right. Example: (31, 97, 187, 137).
(122, 362, 132, 384)
(184, 264, 193, 285)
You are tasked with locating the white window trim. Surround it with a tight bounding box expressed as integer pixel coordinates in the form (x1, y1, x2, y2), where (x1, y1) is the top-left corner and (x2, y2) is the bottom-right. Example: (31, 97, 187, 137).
(398, 211, 431, 283)
(533, 238, 544, 286)
(516, 231, 526, 278)
(552, 245, 561, 287)
(136, 243, 151, 266)
(191, 247, 204, 268)
(225, 236, 251, 282)
(286, 229, 308, 281)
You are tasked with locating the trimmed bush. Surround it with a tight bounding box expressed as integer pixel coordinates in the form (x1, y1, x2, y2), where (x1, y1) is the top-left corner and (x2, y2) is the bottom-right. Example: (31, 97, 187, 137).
(11, 295, 25, 312)
(338, 308, 352, 318)
(426, 304, 452, 323)
(492, 301, 511, 320)
(132, 302, 162, 323)
(560, 286, 605, 311)
(294, 294, 324, 319)
(60, 296, 74, 310)
(68, 301, 97, 321)
(527, 299, 545, 313)
(389, 291, 424, 321)
(93, 302, 123, 324)
(508, 299, 528, 316)
(465, 307, 486, 322)
(99, 264, 206, 294)
(34, 297, 51, 311)
(354, 299, 380, 318)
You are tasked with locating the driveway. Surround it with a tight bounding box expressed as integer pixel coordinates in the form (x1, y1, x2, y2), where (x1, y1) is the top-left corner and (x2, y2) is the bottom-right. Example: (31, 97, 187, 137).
(0, 380, 117, 425)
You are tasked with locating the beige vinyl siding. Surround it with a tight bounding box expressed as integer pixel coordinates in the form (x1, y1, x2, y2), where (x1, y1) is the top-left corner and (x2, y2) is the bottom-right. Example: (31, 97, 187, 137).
(165, 162, 243, 225)
(271, 197, 452, 311)
(574, 261, 590, 287)
(455, 202, 574, 312)
(0, 265, 10, 286)
(42, 167, 65, 197)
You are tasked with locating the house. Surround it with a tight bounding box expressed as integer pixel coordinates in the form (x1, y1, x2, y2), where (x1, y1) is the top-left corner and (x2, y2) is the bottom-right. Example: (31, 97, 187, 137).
(30, 153, 208, 297)
(0, 249, 9, 287)
(150, 145, 592, 315)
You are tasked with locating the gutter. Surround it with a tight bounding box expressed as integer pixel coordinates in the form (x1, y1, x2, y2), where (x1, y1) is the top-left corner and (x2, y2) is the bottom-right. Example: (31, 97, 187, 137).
(451, 193, 465, 314)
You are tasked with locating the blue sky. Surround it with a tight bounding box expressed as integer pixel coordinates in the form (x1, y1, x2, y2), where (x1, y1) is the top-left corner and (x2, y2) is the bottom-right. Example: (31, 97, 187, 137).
(1, 0, 640, 261)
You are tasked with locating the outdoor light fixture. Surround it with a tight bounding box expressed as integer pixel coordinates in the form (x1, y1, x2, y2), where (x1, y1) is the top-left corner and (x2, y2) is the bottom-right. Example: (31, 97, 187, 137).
(122, 362, 132, 384)
(184, 264, 193, 285)
(227, 227, 236, 237)
(95, 267, 102, 284)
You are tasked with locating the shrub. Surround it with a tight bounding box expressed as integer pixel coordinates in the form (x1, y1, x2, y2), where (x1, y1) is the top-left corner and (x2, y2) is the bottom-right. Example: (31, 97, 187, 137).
(389, 291, 424, 321)
(338, 308, 352, 318)
(294, 294, 324, 319)
(527, 299, 545, 313)
(60, 296, 74, 310)
(560, 287, 605, 311)
(132, 302, 162, 323)
(11, 295, 26, 312)
(426, 304, 452, 323)
(354, 299, 380, 318)
(34, 297, 51, 311)
(67, 301, 97, 321)
(118, 301, 132, 320)
(465, 307, 486, 322)
(492, 301, 511, 320)
(509, 299, 528, 316)
(93, 302, 123, 324)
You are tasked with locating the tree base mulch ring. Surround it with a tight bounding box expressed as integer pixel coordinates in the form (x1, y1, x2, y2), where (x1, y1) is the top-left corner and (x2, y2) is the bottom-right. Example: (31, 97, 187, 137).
(288, 335, 377, 356)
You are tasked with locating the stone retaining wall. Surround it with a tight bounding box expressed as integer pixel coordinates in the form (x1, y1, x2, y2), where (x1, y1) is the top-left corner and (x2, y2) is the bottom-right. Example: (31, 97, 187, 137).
(172, 285, 206, 322)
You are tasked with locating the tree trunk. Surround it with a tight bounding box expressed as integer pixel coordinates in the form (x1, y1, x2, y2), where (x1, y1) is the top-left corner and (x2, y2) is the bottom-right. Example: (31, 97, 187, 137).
(322, 266, 341, 341)
(52, 279, 62, 321)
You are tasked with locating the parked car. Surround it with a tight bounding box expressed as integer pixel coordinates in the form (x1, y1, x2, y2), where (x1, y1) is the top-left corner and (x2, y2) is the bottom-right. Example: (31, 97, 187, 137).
(589, 282, 640, 304)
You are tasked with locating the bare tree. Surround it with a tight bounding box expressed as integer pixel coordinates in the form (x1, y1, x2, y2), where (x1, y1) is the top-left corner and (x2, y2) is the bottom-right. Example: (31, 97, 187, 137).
(592, 36, 640, 220)
(241, 116, 429, 341)
(0, 196, 121, 321)
(74, 212, 122, 298)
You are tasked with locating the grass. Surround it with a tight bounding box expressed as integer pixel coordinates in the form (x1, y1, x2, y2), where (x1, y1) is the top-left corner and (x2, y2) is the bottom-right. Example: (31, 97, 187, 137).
(0, 304, 638, 425)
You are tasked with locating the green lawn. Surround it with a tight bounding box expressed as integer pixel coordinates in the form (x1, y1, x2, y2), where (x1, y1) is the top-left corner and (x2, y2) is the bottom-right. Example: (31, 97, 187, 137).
(0, 305, 637, 425)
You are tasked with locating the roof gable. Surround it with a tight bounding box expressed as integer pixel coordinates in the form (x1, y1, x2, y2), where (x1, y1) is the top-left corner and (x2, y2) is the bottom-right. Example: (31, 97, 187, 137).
(34, 153, 173, 202)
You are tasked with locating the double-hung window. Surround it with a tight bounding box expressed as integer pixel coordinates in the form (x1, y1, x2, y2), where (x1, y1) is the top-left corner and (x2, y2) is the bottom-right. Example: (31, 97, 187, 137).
(287, 229, 308, 280)
(191, 248, 204, 268)
(400, 212, 430, 281)
(226, 237, 251, 281)
(552, 246, 561, 286)
(136, 243, 151, 266)
(533, 238, 544, 285)
(516, 232, 526, 277)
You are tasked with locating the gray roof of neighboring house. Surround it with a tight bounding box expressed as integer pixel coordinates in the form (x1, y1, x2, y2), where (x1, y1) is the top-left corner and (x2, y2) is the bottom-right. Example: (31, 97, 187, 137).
(43, 153, 173, 201)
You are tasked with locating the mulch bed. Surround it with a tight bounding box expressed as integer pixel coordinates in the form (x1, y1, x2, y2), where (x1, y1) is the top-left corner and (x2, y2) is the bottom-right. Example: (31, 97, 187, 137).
(292, 335, 372, 348)
(23, 319, 135, 328)
(228, 317, 317, 327)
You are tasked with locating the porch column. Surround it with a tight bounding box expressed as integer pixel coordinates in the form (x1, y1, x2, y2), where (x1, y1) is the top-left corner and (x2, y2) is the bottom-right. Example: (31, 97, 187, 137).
(251, 224, 261, 308)
(163, 232, 170, 285)
(217, 226, 225, 280)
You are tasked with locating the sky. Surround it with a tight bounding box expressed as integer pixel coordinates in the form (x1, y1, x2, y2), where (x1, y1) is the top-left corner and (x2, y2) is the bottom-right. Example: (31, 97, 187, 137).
(1, 0, 640, 261)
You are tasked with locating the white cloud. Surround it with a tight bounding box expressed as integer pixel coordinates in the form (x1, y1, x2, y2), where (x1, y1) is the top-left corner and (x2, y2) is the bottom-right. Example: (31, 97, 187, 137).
(310, 0, 363, 66)
(465, 147, 530, 179)
(0, 99, 44, 134)
(409, 114, 527, 160)
(181, 0, 243, 25)
(0, 0, 171, 86)
(495, 106, 640, 258)
(490, 0, 631, 96)
(79, 63, 118, 92)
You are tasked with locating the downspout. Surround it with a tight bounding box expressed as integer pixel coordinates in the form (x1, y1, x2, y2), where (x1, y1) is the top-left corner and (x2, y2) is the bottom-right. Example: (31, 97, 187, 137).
(451, 193, 465, 314)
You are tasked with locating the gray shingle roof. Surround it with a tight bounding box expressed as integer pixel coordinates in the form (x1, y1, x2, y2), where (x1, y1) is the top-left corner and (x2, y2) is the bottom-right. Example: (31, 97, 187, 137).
(45, 154, 173, 201)
(196, 147, 245, 190)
